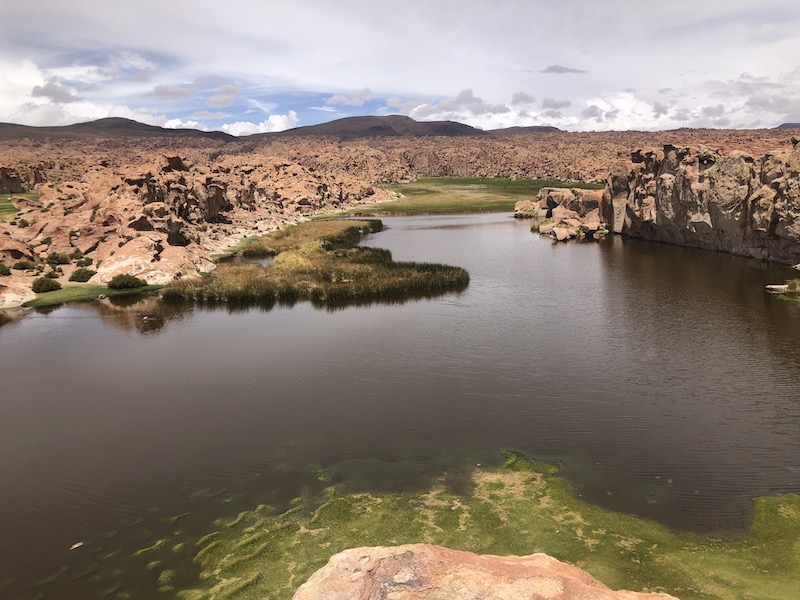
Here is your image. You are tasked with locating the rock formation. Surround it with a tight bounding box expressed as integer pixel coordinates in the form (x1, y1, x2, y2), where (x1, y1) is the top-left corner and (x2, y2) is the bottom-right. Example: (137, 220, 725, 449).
(292, 544, 678, 600)
(516, 187, 607, 242)
(0, 147, 393, 306)
(602, 141, 800, 266)
(1, 128, 796, 307)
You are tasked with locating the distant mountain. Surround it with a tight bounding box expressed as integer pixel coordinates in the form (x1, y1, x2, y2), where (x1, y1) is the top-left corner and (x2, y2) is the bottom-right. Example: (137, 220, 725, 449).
(485, 125, 561, 134)
(0, 117, 234, 141)
(259, 115, 484, 139)
(0, 115, 562, 142)
(775, 123, 800, 129)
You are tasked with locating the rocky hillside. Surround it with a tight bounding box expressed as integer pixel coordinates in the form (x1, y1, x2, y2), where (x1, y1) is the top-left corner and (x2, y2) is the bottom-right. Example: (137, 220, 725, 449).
(0, 145, 393, 306)
(602, 139, 800, 265)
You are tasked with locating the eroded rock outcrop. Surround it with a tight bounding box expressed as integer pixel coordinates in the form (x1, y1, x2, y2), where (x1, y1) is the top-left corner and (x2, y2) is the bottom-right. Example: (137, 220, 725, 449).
(293, 544, 678, 600)
(602, 142, 800, 265)
(0, 152, 392, 299)
(516, 187, 607, 241)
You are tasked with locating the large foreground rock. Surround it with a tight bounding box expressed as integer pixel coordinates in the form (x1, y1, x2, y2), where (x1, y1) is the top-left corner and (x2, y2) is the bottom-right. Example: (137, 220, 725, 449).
(293, 544, 678, 600)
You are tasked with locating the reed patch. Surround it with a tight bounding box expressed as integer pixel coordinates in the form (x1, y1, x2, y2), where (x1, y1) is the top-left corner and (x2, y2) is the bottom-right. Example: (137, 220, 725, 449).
(163, 219, 469, 304)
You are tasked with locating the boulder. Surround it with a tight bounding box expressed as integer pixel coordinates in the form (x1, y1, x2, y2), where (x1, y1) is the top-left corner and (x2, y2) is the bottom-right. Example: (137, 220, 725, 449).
(0, 238, 35, 262)
(293, 544, 678, 600)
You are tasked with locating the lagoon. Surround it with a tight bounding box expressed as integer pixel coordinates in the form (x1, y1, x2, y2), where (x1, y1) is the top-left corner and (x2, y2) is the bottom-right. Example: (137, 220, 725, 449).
(1, 213, 799, 598)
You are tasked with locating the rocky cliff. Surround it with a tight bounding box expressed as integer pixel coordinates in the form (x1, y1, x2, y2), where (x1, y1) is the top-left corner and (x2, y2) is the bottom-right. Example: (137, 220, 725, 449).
(602, 140, 800, 266)
(293, 544, 678, 600)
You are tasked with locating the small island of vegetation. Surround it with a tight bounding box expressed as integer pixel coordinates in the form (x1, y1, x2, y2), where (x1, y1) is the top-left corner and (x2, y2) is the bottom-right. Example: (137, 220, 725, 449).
(163, 219, 469, 304)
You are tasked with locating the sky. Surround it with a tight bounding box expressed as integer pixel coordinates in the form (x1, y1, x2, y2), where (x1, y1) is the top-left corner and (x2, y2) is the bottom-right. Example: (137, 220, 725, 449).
(1, 1, 799, 135)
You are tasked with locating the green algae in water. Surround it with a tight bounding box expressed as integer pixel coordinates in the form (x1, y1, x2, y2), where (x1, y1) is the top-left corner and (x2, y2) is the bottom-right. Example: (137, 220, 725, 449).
(171, 452, 799, 600)
(169, 512, 191, 524)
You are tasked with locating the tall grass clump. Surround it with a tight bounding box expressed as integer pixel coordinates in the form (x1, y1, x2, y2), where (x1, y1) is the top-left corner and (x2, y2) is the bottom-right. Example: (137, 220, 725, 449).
(164, 219, 468, 305)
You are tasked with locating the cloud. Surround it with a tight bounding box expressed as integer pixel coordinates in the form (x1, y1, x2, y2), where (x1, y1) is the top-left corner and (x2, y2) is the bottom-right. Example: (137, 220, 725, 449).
(309, 106, 339, 113)
(652, 102, 670, 117)
(539, 65, 586, 74)
(325, 87, 372, 106)
(411, 89, 510, 120)
(510, 91, 535, 105)
(153, 84, 193, 100)
(206, 85, 239, 108)
(220, 110, 299, 136)
(245, 98, 278, 114)
(541, 97, 571, 109)
(701, 104, 725, 118)
(581, 105, 603, 120)
(164, 118, 206, 130)
(190, 110, 226, 119)
(31, 81, 82, 104)
(543, 109, 563, 119)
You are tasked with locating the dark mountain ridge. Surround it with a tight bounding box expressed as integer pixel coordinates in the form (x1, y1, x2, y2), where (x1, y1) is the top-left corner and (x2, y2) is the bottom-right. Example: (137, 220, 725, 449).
(0, 115, 562, 141)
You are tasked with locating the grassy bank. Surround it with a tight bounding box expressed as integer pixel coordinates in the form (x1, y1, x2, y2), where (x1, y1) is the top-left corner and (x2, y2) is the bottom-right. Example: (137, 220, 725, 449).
(139, 452, 799, 600)
(0, 192, 38, 220)
(22, 283, 162, 308)
(164, 219, 469, 304)
(346, 177, 604, 215)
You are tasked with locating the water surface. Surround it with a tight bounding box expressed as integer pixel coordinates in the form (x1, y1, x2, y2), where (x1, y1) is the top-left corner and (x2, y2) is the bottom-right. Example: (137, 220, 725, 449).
(1, 213, 799, 598)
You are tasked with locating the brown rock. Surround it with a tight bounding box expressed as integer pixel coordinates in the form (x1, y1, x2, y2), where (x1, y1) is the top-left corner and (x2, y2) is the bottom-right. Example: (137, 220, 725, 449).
(293, 544, 678, 600)
(0, 238, 35, 262)
(602, 142, 800, 264)
(551, 205, 580, 224)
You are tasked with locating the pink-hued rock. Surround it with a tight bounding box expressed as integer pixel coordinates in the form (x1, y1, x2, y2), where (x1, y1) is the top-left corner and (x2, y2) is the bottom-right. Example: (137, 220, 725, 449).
(292, 544, 679, 600)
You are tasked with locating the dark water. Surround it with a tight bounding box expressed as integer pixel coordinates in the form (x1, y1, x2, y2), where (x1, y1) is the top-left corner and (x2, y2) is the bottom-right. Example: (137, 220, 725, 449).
(1, 213, 800, 598)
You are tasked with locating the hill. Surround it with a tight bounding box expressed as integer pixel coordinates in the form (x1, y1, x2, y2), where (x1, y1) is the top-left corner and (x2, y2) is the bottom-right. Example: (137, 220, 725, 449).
(260, 115, 484, 139)
(0, 118, 234, 141)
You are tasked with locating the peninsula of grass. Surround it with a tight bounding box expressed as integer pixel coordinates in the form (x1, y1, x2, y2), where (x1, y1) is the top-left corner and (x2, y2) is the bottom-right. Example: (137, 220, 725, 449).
(22, 283, 162, 308)
(127, 451, 799, 600)
(163, 219, 469, 304)
(346, 177, 604, 216)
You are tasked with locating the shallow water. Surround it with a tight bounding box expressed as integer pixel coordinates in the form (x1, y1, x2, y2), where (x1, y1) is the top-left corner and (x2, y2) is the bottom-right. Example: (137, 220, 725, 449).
(1, 213, 799, 598)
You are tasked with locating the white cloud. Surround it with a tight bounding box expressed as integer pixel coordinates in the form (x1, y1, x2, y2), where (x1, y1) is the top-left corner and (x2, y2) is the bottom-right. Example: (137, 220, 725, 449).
(325, 87, 372, 106)
(1, 2, 799, 131)
(220, 110, 299, 136)
(164, 118, 206, 130)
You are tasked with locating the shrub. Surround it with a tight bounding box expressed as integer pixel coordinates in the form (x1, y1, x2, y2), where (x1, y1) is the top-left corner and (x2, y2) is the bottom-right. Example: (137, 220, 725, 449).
(39, 236, 52, 246)
(12, 260, 35, 270)
(76, 257, 93, 267)
(69, 268, 96, 282)
(46, 252, 71, 265)
(44, 270, 60, 279)
(32, 277, 62, 293)
(108, 273, 147, 289)
(18, 218, 29, 228)
(0, 264, 10, 276)
(69, 249, 83, 259)
(788, 279, 800, 293)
